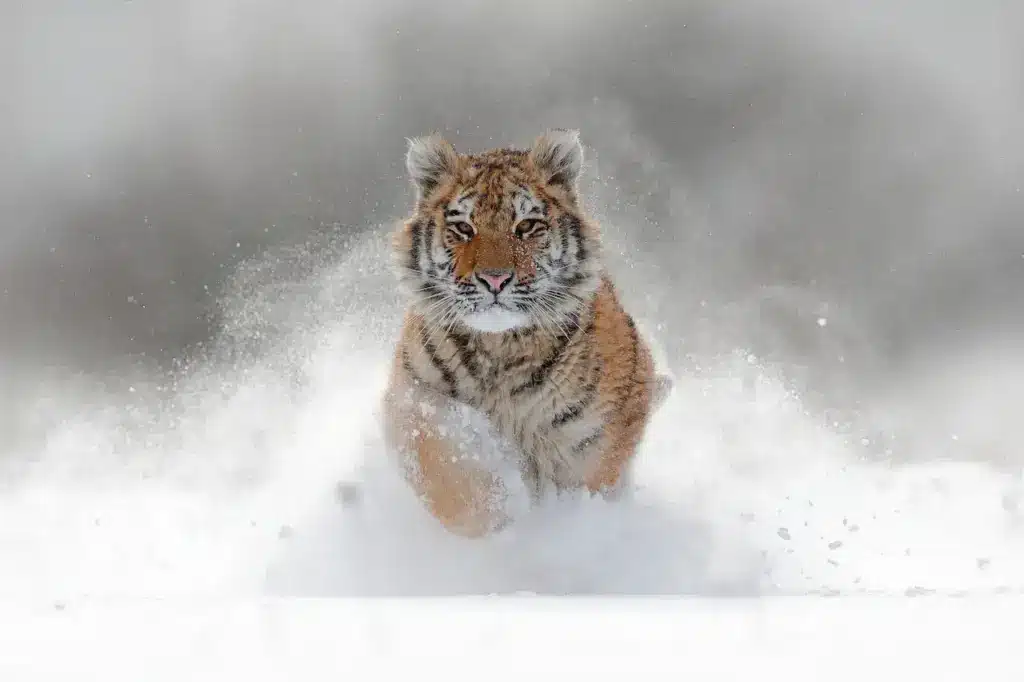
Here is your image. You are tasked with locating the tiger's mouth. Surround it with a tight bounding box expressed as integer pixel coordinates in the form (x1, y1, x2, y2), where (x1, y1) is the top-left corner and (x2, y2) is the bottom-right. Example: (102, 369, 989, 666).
(461, 301, 532, 334)
(479, 299, 514, 312)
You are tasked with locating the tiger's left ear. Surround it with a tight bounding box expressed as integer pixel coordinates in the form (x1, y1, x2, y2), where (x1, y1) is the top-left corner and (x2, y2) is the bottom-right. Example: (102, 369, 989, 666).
(529, 128, 584, 192)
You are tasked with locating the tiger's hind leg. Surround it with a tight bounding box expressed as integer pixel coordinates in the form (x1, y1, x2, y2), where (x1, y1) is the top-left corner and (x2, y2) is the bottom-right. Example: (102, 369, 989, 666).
(584, 374, 673, 496)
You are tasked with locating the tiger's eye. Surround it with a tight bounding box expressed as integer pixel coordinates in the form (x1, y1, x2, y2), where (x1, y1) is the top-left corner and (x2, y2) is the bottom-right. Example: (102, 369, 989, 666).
(446, 221, 475, 241)
(515, 220, 548, 240)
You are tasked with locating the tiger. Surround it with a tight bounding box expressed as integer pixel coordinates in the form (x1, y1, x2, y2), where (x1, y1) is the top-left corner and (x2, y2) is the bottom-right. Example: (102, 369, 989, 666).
(380, 128, 672, 538)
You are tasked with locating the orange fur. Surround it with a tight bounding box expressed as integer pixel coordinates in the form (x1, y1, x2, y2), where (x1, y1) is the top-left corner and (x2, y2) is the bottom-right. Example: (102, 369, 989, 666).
(583, 280, 657, 492)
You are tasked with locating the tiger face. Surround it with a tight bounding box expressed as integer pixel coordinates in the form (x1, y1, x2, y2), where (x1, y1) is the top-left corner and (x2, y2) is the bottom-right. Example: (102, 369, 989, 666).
(395, 129, 601, 335)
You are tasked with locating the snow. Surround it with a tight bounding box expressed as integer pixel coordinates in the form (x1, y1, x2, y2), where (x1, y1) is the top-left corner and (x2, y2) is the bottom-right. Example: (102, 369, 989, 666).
(2, 230, 1023, 673)
(3, 597, 1023, 680)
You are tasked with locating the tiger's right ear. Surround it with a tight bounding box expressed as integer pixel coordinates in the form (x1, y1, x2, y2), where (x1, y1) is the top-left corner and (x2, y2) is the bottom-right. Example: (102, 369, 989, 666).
(405, 133, 459, 202)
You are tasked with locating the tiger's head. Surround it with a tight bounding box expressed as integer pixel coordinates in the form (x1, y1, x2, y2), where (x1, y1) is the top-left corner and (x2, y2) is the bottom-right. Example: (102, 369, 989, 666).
(393, 129, 601, 335)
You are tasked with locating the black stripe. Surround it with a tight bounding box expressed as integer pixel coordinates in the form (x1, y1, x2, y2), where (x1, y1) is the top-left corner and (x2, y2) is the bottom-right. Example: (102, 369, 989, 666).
(448, 330, 480, 380)
(627, 314, 640, 390)
(551, 401, 585, 428)
(558, 272, 588, 290)
(503, 354, 533, 373)
(510, 334, 571, 397)
(419, 326, 458, 397)
(551, 361, 600, 428)
(561, 215, 586, 263)
(408, 220, 423, 272)
(572, 428, 604, 453)
(551, 386, 596, 427)
(520, 455, 541, 496)
(401, 347, 425, 386)
(559, 218, 569, 261)
(564, 308, 587, 339)
(417, 279, 445, 304)
(510, 305, 592, 397)
(420, 217, 434, 268)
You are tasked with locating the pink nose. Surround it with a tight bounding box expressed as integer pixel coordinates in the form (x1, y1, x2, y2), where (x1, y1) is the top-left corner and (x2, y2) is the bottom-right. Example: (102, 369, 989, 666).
(475, 269, 514, 293)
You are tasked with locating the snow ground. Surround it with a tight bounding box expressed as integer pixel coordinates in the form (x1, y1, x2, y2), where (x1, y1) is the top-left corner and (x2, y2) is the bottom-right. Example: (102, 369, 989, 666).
(3, 597, 1023, 680)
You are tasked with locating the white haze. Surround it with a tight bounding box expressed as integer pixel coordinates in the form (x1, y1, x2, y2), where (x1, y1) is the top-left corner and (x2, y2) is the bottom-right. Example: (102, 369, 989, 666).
(1, 0, 1022, 599)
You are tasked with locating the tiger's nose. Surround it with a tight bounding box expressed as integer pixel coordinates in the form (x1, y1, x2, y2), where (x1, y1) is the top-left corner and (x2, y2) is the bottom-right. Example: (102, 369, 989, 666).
(475, 268, 514, 294)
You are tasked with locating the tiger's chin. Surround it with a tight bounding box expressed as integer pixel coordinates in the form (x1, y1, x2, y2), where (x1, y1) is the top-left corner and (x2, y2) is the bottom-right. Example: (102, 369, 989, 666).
(461, 306, 532, 334)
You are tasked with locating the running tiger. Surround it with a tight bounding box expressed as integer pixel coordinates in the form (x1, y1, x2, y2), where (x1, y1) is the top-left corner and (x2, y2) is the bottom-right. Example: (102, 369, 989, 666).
(381, 129, 672, 537)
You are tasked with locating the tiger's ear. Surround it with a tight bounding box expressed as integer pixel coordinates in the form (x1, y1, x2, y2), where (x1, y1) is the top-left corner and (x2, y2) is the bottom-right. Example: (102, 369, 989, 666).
(529, 128, 584, 192)
(405, 133, 459, 202)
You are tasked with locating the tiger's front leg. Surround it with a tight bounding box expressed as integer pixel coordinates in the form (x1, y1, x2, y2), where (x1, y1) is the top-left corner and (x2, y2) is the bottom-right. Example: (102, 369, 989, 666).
(382, 380, 522, 538)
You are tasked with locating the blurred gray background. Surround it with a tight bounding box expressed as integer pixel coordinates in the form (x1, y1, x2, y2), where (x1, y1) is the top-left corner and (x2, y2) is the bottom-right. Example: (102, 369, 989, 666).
(2, 0, 1022, 465)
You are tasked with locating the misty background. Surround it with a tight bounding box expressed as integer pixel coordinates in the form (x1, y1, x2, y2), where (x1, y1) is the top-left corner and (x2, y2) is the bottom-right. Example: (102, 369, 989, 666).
(1, 0, 1022, 559)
